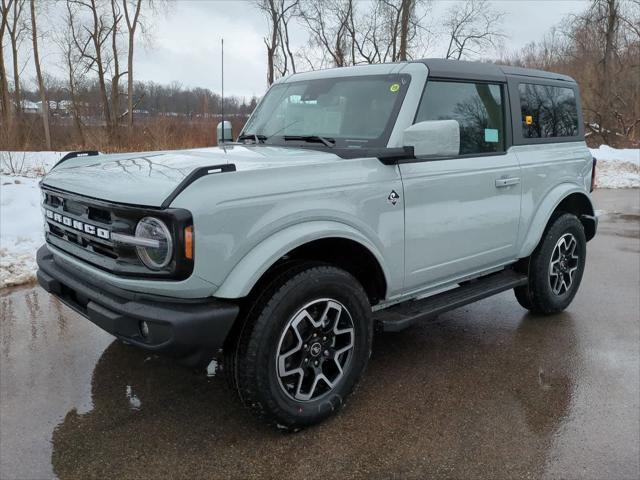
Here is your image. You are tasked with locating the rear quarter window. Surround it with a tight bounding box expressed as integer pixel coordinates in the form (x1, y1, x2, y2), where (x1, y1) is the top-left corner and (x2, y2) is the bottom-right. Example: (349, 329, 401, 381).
(519, 83, 579, 138)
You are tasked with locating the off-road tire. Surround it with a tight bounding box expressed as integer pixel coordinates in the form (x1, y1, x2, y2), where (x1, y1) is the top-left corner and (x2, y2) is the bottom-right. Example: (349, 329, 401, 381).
(514, 213, 587, 314)
(228, 264, 372, 430)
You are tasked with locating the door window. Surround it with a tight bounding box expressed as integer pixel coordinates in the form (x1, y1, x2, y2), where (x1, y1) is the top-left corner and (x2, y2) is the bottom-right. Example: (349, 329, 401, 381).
(414, 81, 505, 155)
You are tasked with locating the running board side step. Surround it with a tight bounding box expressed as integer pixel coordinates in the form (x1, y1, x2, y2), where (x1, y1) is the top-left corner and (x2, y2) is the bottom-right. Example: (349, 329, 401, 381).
(375, 270, 528, 332)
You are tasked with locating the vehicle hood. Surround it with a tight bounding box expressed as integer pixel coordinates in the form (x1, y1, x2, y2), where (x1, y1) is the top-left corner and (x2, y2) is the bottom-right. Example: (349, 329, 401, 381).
(41, 145, 342, 207)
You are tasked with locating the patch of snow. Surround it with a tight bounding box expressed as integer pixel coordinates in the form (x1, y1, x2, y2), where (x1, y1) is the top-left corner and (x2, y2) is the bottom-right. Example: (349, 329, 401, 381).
(589, 146, 640, 164)
(596, 161, 640, 189)
(0, 176, 44, 288)
(0, 151, 68, 178)
(589, 147, 639, 189)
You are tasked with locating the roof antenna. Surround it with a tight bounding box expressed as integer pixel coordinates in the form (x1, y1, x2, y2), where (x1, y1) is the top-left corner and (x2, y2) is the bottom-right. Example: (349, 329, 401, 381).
(221, 37, 225, 145)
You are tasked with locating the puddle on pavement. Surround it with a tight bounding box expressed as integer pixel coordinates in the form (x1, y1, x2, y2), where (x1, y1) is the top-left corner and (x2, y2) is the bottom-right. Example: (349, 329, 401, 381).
(607, 213, 640, 222)
(1, 284, 592, 480)
(3, 208, 640, 480)
(596, 210, 640, 239)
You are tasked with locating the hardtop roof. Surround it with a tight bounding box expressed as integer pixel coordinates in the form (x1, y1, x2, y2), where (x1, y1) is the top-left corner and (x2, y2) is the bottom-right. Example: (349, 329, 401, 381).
(280, 58, 576, 85)
(413, 58, 576, 83)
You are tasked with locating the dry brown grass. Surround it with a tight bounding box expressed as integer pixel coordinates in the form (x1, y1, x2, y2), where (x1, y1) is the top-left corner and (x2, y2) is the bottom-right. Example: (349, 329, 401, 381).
(0, 116, 248, 153)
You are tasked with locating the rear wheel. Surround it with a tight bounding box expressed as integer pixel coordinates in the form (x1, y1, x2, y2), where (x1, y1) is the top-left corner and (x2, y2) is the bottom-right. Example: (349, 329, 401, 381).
(229, 264, 372, 430)
(514, 213, 587, 314)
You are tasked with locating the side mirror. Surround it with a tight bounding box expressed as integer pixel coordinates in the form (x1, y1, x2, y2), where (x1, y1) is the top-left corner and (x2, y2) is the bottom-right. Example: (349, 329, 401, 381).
(217, 121, 233, 144)
(402, 120, 460, 158)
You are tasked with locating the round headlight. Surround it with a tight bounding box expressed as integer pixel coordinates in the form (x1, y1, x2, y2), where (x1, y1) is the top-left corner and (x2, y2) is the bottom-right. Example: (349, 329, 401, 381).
(135, 217, 173, 270)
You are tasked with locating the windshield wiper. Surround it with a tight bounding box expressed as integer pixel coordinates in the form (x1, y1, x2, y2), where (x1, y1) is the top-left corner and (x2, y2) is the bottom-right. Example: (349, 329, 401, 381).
(283, 135, 336, 148)
(237, 133, 267, 144)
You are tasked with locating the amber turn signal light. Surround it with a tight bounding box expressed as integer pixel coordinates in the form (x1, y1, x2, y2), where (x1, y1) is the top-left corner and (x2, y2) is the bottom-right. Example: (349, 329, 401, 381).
(184, 226, 193, 260)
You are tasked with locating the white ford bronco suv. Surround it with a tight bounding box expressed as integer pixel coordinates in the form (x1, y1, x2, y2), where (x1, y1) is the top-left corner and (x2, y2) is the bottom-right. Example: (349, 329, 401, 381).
(37, 59, 597, 429)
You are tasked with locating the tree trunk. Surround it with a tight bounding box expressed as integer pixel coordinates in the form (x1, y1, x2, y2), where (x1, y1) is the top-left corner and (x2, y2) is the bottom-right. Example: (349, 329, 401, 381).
(8, 0, 24, 116)
(267, 0, 278, 85)
(30, 0, 51, 149)
(0, 0, 13, 130)
(10, 32, 20, 114)
(111, 0, 120, 132)
(65, 45, 84, 144)
(398, 0, 412, 61)
(123, 0, 142, 131)
(127, 28, 135, 128)
(599, 0, 619, 145)
(602, 0, 617, 74)
(90, 0, 112, 134)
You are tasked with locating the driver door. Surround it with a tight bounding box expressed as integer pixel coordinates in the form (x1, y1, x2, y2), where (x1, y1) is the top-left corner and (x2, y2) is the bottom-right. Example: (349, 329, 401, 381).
(400, 80, 522, 291)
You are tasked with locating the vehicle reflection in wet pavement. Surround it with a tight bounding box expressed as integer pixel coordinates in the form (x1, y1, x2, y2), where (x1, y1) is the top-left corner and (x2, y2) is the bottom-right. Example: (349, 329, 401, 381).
(1, 189, 638, 480)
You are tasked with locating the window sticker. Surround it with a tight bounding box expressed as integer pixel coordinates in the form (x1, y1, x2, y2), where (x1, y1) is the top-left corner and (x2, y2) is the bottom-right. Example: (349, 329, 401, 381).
(525, 115, 533, 125)
(389, 83, 400, 93)
(484, 128, 499, 143)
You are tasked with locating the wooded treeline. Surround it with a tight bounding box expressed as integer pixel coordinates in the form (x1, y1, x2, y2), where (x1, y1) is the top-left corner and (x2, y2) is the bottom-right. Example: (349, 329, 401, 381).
(500, 0, 639, 146)
(0, 0, 255, 151)
(0, 0, 638, 152)
(259, 0, 639, 147)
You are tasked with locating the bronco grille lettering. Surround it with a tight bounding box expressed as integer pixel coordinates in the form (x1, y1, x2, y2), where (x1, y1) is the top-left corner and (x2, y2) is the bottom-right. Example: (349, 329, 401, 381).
(44, 208, 110, 240)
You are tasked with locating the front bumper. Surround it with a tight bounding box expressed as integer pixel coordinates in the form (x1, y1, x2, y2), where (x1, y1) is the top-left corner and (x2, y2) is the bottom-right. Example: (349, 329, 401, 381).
(36, 245, 239, 366)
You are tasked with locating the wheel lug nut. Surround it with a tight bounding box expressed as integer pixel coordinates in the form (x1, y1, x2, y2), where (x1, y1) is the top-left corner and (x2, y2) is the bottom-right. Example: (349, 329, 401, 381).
(314, 360, 319, 366)
(304, 344, 308, 350)
(324, 350, 329, 356)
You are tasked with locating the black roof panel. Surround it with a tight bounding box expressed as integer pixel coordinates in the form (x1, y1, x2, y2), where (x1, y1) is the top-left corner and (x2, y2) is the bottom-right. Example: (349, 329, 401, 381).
(412, 58, 576, 83)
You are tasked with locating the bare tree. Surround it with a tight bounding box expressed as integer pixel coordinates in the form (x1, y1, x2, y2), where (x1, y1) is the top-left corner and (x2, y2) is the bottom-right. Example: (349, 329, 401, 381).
(0, 0, 14, 129)
(398, 0, 414, 61)
(500, 0, 639, 146)
(256, 0, 298, 85)
(57, 2, 86, 143)
(6, 0, 25, 115)
(277, 0, 298, 76)
(381, 0, 426, 62)
(122, 0, 142, 129)
(68, 0, 114, 134)
(443, 0, 505, 60)
(109, 0, 125, 131)
(578, 0, 640, 144)
(296, 0, 430, 69)
(345, 1, 391, 64)
(30, 0, 51, 149)
(297, 0, 352, 68)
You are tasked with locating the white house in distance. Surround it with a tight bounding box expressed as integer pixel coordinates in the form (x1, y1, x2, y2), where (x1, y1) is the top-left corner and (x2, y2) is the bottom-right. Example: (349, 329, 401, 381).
(20, 100, 40, 114)
(18, 99, 78, 116)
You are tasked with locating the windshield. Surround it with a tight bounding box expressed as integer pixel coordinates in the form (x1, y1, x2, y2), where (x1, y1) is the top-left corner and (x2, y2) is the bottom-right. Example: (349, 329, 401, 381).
(241, 74, 411, 148)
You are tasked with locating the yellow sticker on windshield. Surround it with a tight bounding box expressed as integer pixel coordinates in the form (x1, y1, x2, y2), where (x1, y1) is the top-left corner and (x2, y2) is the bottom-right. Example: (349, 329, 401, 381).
(390, 83, 400, 93)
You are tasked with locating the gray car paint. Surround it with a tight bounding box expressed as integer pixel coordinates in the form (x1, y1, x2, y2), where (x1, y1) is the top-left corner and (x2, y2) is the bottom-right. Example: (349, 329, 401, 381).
(39, 61, 594, 304)
(42, 146, 344, 206)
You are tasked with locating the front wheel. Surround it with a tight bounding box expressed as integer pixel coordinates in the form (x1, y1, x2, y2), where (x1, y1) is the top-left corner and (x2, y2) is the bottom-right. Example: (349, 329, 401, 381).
(229, 265, 373, 430)
(515, 213, 587, 314)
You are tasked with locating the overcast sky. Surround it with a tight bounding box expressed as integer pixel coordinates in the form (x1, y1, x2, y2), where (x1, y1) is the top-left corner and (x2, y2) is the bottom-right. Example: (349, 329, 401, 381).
(23, 0, 589, 99)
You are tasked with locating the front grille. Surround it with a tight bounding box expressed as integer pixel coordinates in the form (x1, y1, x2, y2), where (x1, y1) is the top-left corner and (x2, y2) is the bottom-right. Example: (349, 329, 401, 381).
(43, 189, 133, 267)
(41, 187, 194, 279)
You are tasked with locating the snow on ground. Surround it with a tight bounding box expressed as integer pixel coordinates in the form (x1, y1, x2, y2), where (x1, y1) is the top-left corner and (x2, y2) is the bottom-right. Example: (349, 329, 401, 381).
(589, 146, 640, 189)
(0, 151, 67, 178)
(0, 147, 638, 289)
(1, 151, 67, 288)
(1, 176, 44, 288)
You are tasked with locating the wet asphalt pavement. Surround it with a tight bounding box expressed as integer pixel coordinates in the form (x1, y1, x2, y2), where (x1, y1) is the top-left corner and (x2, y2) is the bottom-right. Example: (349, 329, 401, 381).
(1, 189, 639, 480)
